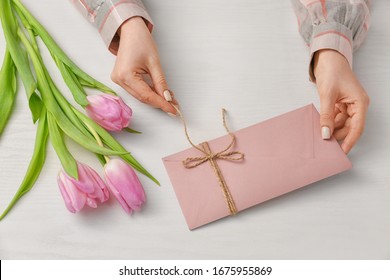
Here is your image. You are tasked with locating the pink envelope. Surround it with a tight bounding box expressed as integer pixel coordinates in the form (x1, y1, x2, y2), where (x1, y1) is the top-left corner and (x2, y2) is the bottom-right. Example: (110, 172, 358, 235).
(162, 104, 352, 230)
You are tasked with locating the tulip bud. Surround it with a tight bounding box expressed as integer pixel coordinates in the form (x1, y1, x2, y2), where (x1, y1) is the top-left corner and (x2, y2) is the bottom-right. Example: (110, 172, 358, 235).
(85, 94, 132, 132)
(104, 159, 146, 213)
(57, 162, 109, 213)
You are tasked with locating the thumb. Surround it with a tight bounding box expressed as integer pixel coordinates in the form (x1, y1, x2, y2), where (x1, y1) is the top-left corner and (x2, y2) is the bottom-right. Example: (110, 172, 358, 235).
(319, 95, 336, 140)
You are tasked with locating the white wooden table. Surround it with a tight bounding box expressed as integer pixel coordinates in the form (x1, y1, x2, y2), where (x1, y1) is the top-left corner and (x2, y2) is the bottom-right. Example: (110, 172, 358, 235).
(1, 0, 389, 259)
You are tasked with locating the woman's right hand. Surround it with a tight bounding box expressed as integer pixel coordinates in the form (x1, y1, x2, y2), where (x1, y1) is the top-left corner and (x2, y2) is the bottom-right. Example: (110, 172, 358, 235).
(111, 16, 178, 116)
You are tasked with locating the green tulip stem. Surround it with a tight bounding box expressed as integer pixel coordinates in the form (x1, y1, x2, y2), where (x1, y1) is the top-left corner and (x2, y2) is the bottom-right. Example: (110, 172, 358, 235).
(84, 122, 111, 163)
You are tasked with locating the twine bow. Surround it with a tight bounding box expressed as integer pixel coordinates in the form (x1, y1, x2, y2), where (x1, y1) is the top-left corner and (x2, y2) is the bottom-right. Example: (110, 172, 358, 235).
(171, 104, 245, 215)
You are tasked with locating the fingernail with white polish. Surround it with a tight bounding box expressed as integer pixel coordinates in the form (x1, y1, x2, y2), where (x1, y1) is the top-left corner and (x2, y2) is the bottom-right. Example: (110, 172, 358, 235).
(164, 90, 172, 102)
(322, 126, 331, 139)
(167, 112, 176, 117)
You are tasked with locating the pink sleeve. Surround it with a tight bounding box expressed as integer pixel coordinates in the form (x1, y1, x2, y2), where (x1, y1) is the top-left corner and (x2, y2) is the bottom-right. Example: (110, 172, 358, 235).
(291, 0, 371, 81)
(71, 0, 153, 54)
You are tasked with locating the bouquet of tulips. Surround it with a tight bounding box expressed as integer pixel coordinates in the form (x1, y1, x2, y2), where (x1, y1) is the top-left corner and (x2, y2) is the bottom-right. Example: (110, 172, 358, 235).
(0, 0, 158, 220)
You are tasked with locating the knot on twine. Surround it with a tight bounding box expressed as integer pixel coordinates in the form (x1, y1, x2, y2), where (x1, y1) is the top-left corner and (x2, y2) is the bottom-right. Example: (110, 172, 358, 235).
(183, 140, 244, 215)
(172, 105, 245, 216)
(182, 142, 244, 169)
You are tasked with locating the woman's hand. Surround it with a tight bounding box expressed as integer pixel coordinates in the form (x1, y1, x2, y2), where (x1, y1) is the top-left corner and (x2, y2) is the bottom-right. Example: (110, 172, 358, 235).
(111, 17, 178, 115)
(313, 49, 370, 154)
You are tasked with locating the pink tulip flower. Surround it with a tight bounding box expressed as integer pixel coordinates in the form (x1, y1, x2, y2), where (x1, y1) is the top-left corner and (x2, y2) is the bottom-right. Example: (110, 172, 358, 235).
(104, 159, 146, 213)
(85, 94, 132, 132)
(58, 162, 110, 213)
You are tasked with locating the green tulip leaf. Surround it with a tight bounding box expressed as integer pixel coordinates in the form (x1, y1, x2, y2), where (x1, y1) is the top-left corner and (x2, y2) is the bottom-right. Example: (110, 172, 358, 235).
(12, 0, 116, 95)
(28, 93, 43, 123)
(0, 108, 49, 221)
(124, 127, 142, 134)
(44, 70, 94, 139)
(95, 153, 108, 166)
(0, 0, 40, 122)
(76, 75, 117, 96)
(0, 49, 17, 136)
(55, 57, 89, 107)
(47, 112, 79, 179)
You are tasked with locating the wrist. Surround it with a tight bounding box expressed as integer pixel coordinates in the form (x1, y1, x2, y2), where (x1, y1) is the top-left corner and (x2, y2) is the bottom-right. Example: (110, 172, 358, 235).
(313, 49, 350, 80)
(118, 16, 147, 37)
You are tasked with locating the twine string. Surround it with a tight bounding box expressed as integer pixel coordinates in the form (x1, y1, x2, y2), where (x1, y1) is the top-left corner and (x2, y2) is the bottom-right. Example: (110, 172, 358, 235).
(171, 104, 244, 215)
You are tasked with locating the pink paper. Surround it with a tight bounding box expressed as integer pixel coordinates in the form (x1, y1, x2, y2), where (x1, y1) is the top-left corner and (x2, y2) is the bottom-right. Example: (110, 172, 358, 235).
(162, 104, 352, 230)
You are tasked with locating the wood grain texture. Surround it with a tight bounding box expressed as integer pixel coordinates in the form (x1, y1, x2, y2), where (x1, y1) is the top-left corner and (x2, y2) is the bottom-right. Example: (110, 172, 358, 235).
(0, 0, 389, 259)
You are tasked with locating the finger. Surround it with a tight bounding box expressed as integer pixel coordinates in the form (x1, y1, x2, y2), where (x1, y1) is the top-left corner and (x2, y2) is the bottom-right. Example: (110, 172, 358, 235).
(148, 60, 178, 102)
(319, 94, 337, 140)
(171, 97, 179, 105)
(166, 90, 179, 105)
(334, 112, 349, 129)
(148, 63, 180, 111)
(335, 102, 348, 114)
(149, 84, 178, 105)
(334, 118, 351, 140)
(122, 77, 177, 115)
(333, 127, 349, 141)
(341, 112, 366, 154)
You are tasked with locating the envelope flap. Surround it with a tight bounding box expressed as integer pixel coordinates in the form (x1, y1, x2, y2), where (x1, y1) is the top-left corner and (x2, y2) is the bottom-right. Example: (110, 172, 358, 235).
(232, 104, 315, 158)
(163, 104, 317, 163)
